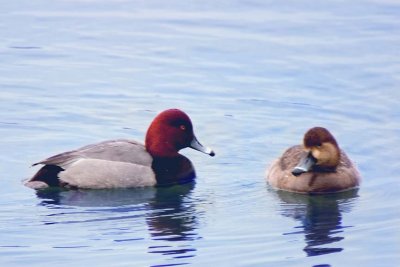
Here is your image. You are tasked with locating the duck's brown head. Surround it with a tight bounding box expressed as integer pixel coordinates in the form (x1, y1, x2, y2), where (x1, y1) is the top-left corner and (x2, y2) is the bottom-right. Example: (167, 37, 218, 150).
(292, 127, 340, 176)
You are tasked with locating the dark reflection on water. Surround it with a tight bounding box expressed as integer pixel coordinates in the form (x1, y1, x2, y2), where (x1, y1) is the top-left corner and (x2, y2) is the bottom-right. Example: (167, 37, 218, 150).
(36, 187, 157, 208)
(147, 184, 200, 267)
(35, 183, 200, 266)
(273, 189, 359, 258)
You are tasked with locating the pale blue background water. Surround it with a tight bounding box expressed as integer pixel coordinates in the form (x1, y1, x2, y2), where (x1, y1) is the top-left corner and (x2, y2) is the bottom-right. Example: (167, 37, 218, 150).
(1, 0, 399, 266)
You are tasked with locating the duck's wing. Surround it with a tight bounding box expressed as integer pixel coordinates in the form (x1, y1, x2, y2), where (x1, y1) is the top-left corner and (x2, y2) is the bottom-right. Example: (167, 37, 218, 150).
(266, 145, 304, 188)
(278, 145, 304, 171)
(58, 158, 157, 189)
(33, 139, 152, 168)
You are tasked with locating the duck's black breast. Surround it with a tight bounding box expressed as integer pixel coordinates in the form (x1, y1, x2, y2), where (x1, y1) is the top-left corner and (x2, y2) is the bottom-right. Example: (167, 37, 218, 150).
(151, 155, 196, 186)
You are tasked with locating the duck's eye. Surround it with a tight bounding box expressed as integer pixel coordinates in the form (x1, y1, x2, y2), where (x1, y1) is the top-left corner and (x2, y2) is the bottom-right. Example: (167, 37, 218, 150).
(180, 125, 186, 131)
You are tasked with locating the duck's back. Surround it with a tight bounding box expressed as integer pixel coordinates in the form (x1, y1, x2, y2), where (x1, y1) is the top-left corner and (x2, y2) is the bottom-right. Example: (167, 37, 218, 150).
(34, 139, 152, 168)
(267, 145, 361, 193)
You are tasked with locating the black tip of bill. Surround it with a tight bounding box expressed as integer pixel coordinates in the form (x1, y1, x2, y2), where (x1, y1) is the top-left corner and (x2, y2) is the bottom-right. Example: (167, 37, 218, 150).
(292, 167, 307, 177)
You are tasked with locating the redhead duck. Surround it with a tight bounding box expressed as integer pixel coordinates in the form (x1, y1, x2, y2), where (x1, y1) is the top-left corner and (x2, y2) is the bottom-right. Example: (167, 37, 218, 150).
(25, 109, 215, 189)
(266, 127, 361, 194)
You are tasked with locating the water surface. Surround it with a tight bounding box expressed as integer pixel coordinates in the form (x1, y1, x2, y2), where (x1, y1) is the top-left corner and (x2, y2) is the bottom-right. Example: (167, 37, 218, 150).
(1, 0, 399, 266)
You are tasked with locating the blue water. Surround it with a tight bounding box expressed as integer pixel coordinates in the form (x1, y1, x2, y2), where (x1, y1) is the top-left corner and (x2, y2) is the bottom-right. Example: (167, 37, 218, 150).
(1, 0, 399, 266)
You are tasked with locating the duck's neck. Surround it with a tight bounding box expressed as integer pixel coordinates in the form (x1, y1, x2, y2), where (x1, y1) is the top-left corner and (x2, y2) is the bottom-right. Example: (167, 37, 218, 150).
(145, 126, 181, 158)
(145, 127, 180, 157)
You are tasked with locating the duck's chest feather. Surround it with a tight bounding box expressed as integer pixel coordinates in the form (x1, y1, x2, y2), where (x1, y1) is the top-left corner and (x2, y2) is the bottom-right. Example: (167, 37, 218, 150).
(151, 156, 196, 186)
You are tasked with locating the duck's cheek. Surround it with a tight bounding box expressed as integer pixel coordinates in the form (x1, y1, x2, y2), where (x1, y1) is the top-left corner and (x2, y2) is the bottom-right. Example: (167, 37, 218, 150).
(175, 139, 191, 150)
(313, 149, 333, 166)
(311, 148, 321, 160)
(181, 136, 195, 149)
(168, 130, 189, 148)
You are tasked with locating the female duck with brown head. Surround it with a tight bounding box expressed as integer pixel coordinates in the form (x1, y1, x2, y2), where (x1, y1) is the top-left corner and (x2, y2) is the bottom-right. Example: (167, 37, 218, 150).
(25, 109, 215, 189)
(266, 127, 361, 194)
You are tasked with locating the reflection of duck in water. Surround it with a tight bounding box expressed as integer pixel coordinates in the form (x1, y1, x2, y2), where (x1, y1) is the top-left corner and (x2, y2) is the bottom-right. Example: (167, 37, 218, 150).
(36, 183, 200, 264)
(147, 183, 200, 261)
(35, 186, 158, 208)
(272, 189, 359, 257)
(147, 183, 198, 241)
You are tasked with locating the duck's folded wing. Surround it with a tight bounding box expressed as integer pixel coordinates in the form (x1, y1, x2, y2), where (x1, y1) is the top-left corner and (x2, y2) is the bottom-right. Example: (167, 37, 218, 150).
(59, 158, 157, 189)
(33, 139, 152, 168)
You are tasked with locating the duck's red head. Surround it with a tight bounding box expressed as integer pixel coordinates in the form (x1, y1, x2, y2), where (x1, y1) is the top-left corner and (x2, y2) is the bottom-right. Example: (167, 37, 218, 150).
(145, 109, 215, 158)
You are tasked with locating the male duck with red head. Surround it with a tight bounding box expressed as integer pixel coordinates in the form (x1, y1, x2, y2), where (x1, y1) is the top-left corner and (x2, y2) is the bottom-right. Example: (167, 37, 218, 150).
(266, 127, 361, 194)
(25, 109, 215, 189)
